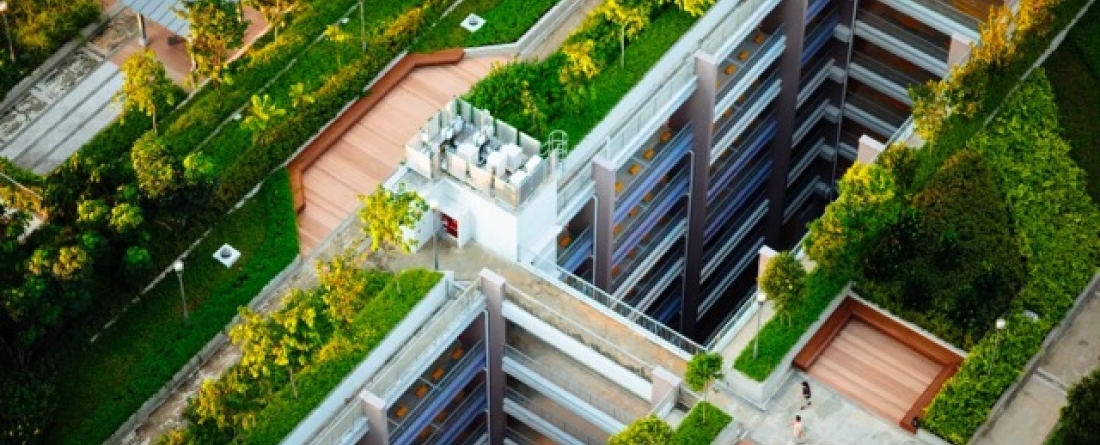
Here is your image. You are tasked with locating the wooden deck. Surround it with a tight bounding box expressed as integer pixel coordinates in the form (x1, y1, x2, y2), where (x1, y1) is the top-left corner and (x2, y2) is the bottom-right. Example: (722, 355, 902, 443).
(794, 297, 963, 432)
(295, 54, 508, 253)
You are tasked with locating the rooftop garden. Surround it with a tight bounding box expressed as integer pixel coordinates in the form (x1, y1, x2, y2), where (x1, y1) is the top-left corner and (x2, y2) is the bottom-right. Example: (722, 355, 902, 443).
(157, 265, 443, 445)
(732, 1, 1100, 444)
(0, 0, 101, 102)
(0, 0, 484, 443)
(610, 402, 732, 445)
(464, 0, 711, 153)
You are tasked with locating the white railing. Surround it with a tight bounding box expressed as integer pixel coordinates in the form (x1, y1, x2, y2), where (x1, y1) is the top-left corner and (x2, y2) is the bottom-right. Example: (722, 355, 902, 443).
(703, 0, 783, 59)
(505, 345, 642, 425)
(605, 64, 696, 167)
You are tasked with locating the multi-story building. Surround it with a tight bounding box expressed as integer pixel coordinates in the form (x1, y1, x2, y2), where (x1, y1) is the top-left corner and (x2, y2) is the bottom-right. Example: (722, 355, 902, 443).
(274, 0, 1005, 442)
(404, 0, 993, 343)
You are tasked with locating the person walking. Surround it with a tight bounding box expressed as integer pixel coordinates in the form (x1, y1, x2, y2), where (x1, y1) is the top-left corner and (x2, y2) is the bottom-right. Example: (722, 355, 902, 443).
(800, 381, 812, 409)
(792, 415, 805, 443)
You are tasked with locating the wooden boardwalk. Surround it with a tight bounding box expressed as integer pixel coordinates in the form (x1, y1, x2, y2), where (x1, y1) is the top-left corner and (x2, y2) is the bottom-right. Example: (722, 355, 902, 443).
(807, 319, 943, 426)
(296, 55, 508, 253)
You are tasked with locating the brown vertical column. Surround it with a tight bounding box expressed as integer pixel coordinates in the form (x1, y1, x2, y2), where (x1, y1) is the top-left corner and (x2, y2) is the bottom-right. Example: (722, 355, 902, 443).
(480, 269, 507, 445)
(765, 0, 810, 249)
(682, 52, 720, 339)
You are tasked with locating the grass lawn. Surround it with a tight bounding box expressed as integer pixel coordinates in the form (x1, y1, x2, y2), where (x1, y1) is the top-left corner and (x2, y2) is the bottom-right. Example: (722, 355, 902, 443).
(412, 0, 561, 52)
(1045, 12, 1100, 201)
(37, 170, 300, 445)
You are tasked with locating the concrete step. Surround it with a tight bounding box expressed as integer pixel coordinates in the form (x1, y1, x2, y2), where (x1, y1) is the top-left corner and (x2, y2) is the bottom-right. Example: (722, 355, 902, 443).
(19, 73, 123, 174)
(2, 63, 120, 161)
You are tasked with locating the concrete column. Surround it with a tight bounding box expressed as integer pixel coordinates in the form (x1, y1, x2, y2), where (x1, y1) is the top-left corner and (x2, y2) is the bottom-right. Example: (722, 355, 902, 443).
(358, 391, 389, 445)
(479, 269, 507, 445)
(758, 245, 778, 280)
(650, 366, 683, 414)
(681, 51, 719, 339)
(137, 14, 148, 47)
(856, 135, 886, 164)
(947, 34, 975, 70)
(591, 157, 617, 293)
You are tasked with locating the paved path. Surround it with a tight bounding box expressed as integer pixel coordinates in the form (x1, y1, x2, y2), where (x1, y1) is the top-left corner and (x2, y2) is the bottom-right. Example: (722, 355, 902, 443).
(970, 287, 1100, 445)
(522, 0, 604, 60)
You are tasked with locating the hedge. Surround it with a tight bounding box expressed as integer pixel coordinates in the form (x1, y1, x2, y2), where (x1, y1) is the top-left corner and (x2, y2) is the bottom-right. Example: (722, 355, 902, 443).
(921, 71, 1100, 444)
(673, 401, 732, 445)
(227, 269, 443, 445)
(733, 266, 848, 381)
(43, 169, 300, 445)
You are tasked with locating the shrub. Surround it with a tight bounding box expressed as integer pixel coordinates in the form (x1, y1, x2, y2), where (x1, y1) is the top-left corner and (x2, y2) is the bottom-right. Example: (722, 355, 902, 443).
(674, 401, 732, 445)
(1047, 368, 1100, 445)
(758, 250, 807, 325)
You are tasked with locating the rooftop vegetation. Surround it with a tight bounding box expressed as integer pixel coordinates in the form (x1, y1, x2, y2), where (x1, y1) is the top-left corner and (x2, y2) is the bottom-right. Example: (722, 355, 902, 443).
(733, 1, 1100, 444)
(610, 401, 732, 445)
(0, 0, 101, 102)
(465, 0, 706, 152)
(412, 0, 562, 52)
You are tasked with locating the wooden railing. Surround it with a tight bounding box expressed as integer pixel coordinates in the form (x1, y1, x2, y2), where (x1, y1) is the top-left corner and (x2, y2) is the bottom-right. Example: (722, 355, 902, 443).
(287, 48, 467, 212)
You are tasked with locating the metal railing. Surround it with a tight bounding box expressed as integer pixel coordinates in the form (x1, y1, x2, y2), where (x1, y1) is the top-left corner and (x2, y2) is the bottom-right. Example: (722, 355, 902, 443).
(857, 7, 950, 61)
(703, 0, 782, 58)
(388, 340, 486, 440)
(548, 265, 705, 358)
(505, 388, 602, 445)
(605, 64, 696, 167)
(366, 279, 485, 401)
(718, 26, 786, 99)
(505, 345, 642, 424)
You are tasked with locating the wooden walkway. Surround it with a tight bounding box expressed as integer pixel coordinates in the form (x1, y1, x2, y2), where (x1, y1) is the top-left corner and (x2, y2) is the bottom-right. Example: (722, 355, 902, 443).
(296, 55, 508, 253)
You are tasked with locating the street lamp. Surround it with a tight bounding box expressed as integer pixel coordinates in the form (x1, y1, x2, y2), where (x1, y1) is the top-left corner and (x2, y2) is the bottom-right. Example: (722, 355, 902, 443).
(173, 260, 189, 326)
(428, 200, 439, 271)
(990, 317, 1007, 375)
(753, 292, 767, 360)
(0, 1, 14, 63)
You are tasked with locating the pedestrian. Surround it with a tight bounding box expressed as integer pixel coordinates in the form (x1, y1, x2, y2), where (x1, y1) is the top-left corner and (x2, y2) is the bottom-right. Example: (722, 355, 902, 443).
(792, 415, 805, 443)
(800, 380, 812, 409)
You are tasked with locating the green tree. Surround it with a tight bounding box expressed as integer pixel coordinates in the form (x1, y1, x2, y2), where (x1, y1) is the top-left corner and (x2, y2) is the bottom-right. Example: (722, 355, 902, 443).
(684, 352, 723, 422)
(316, 250, 370, 327)
(805, 162, 901, 274)
(241, 94, 287, 135)
(176, 0, 249, 88)
(758, 250, 807, 325)
(109, 203, 144, 238)
(609, 415, 674, 445)
(357, 184, 427, 287)
(131, 133, 179, 201)
(1051, 368, 1100, 445)
(114, 49, 177, 134)
(270, 299, 323, 398)
(241, 0, 305, 40)
(673, 0, 716, 17)
(323, 24, 352, 68)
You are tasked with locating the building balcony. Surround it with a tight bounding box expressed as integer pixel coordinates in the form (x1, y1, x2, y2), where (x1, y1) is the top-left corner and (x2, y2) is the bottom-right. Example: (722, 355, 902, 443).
(419, 383, 488, 445)
(612, 170, 688, 265)
(624, 249, 685, 313)
(798, 53, 837, 108)
(854, 7, 950, 77)
(612, 211, 688, 293)
(806, 0, 833, 22)
(784, 171, 824, 223)
(788, 137, 828, 187)
(849, 49, 936, 105)
(649, 287, 682, 325)
(716, 26, 786, 113)
(389, 342, 487, 445)
(844, 87, 909, 138)
(705, 159, 772, 244)
(702, 196, 769, 283)
(801, 8, 840, 64)
(794, 93, 832, 147)
(877, 0, 981, 42)
(713, 73, 781, 153)
(711, 109, 776, 171)
(701, 234, 766, 316)
(504, 334, 649, 426)
(557, 226, 593, 273)
(614, 125, 693, 212)
(504, 386, 605, 445)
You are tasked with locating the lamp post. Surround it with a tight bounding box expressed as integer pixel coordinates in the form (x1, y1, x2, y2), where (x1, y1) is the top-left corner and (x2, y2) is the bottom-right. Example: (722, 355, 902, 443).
(173, 260, 189, 326)
(753, 292, 767, 360)
(428, 200, 439, 271)
(990, 317, 1006, 375)
(0, 1, 14, 63)
(358, 0, 365, 52)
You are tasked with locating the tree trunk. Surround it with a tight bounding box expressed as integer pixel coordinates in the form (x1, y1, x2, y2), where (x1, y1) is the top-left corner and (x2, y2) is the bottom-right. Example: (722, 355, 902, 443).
(152, 109, 158, 135)
(289, 367, 298, 398)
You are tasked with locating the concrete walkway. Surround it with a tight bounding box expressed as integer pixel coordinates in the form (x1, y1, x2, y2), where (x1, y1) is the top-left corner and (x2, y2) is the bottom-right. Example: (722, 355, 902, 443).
(970, 287, 1100, 445)
(521, 0, 604, 60)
